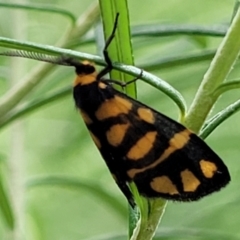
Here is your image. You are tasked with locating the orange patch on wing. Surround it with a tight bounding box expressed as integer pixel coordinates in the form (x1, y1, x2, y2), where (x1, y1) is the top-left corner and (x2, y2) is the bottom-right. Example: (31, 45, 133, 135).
(154, 129, 191, 161)
(127, 129, 191, 178)
(180, 169, 200, 192)
(89, 132, 101, 149)
(200, 160, 217, 178)
(150, 176, 179, 195)
(127, 131, 157, 160)
(137, 107, 155, 123)
(169, 129, 191, 149)
(80, 110, 93, 125)
(106, 123, 130, 146)
(95, 96, 132, 120)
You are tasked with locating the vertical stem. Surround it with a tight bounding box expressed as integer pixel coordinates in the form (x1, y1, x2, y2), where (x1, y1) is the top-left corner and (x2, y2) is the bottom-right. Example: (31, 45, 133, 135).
(185, 6, 240, 133)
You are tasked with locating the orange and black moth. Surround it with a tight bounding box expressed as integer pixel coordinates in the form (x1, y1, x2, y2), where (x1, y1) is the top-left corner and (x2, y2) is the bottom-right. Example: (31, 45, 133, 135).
(71, 59, 230, 207)
(1, 14, 230, 208)
(6, 46, 229, 208)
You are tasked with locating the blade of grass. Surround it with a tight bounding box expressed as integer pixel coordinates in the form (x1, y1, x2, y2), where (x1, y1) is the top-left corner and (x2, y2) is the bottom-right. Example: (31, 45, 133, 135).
(99, 0, 136, 96)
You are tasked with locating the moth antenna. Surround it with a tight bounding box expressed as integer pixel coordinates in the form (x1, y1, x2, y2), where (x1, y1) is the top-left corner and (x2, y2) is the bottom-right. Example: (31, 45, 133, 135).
(0, 50, 81, 67)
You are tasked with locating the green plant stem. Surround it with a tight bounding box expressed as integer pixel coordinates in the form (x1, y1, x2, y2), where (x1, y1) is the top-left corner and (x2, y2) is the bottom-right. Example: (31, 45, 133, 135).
(212, 80, 240, 99)
(141, 50, 215, 71)
(185, 6, 240, 133)
(133, 200, 167, 240)
(0, 2, 76, 24)
(132, 24, 227, 37)
(200, 98, 240, 139)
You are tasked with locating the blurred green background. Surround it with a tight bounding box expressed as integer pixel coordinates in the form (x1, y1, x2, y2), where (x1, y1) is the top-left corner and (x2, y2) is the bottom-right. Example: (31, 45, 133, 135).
(0, 0, 240, 239)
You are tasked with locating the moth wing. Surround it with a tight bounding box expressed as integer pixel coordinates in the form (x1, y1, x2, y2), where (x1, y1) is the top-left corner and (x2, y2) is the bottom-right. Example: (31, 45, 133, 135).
(82, 85, 230, 203)
(98, 90, 230, 201)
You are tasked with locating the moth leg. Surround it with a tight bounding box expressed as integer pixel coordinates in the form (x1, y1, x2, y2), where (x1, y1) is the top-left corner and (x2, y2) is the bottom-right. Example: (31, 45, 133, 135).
(121, 69, 143, 87)
(97, 13, 120, 80)
(102, 69, 143, 88)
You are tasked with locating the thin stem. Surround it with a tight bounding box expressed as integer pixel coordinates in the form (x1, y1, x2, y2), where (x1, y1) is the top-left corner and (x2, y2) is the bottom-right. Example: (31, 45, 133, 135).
(132, 23, 228, 38)
(0, 2, 76, 25)
(200, 99, 240, 139)
(212, 80, 240, 99)
(185, 6, 240, 133)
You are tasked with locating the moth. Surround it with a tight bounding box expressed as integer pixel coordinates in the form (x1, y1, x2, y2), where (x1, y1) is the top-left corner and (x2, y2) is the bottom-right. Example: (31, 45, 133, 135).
(71, 14, 230, 207)
(0, 14, 230, 208)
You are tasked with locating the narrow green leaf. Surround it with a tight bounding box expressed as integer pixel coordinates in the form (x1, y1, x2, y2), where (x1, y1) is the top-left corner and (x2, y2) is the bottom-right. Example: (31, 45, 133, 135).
(213, 80, 240, 99)
(200, 99, 240, 139)
(132, 23, 227, 38)
(0, 2, 76, 25)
